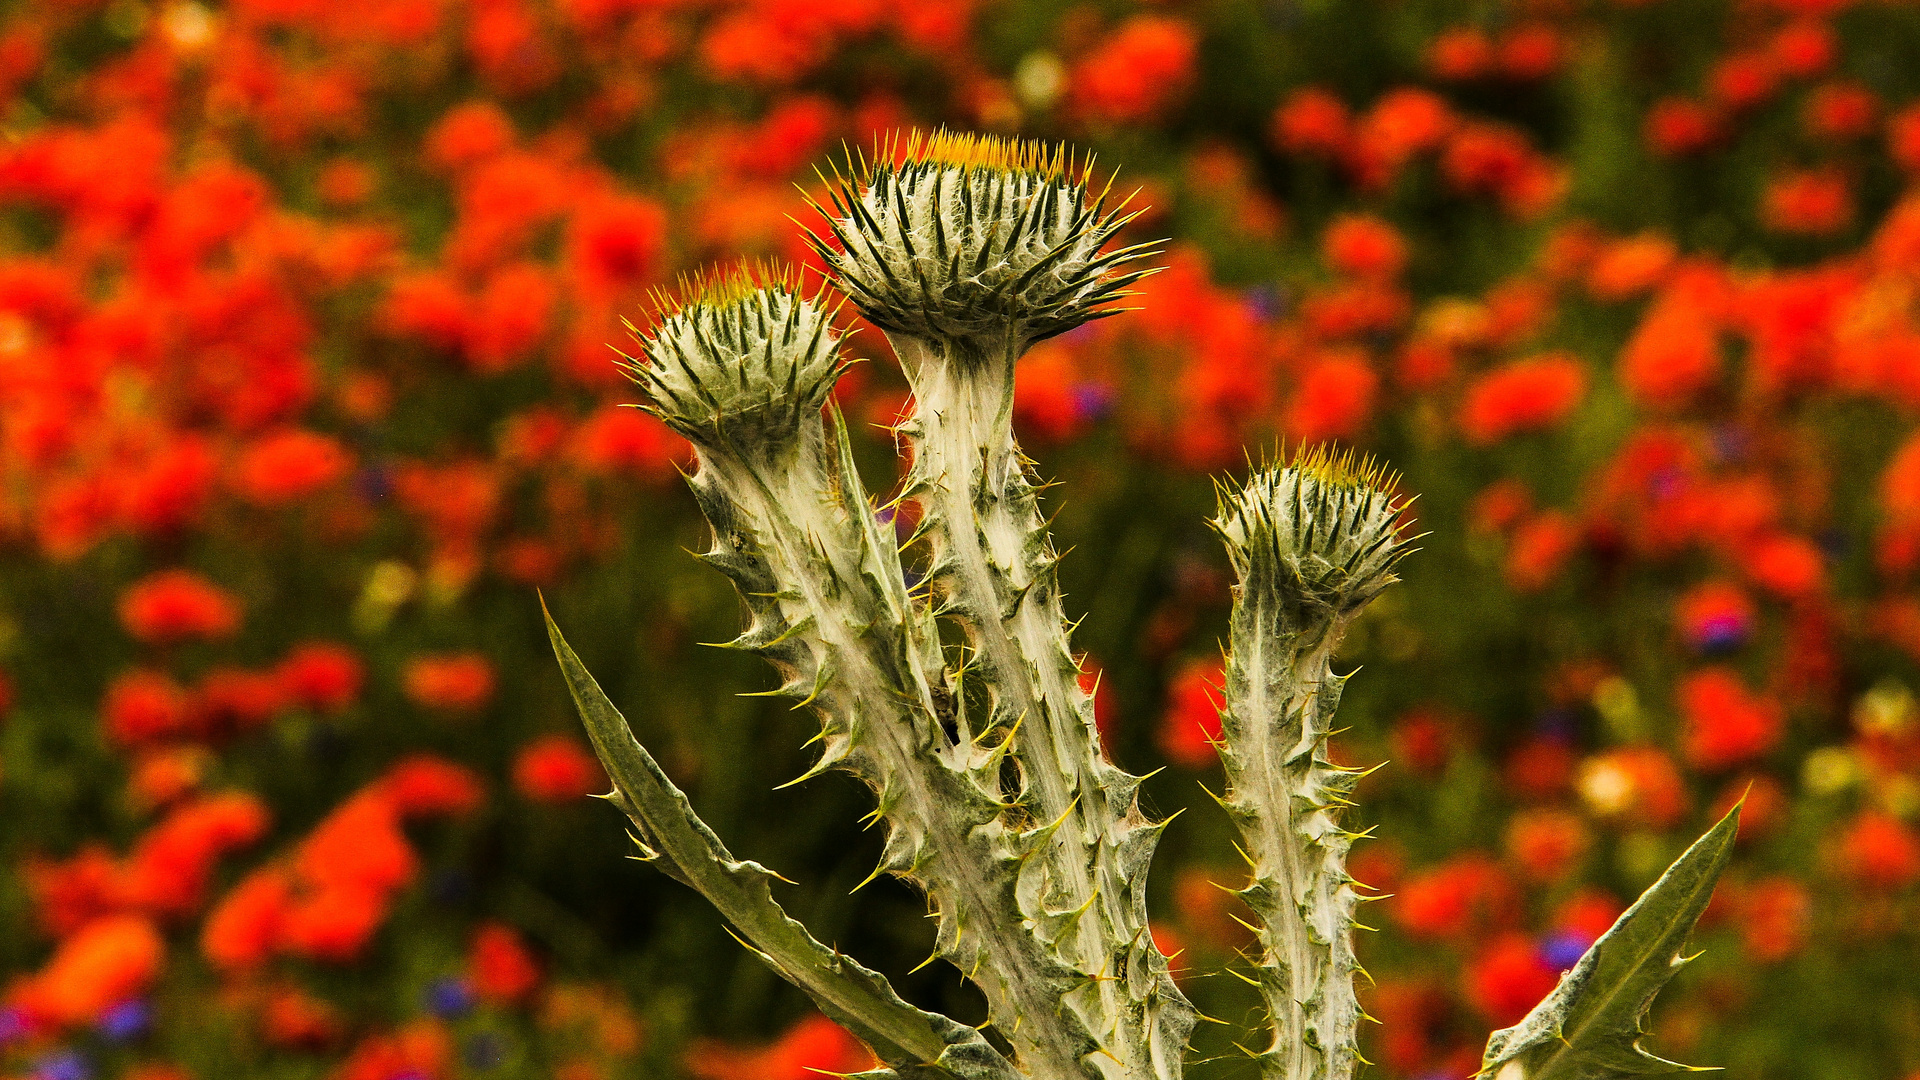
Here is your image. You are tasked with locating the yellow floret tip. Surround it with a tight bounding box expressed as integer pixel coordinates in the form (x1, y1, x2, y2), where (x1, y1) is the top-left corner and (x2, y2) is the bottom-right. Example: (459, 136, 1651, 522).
(643, 259, 817, 324)
(870, 128, 1091, 185)
(1287, 443, 1400, 496)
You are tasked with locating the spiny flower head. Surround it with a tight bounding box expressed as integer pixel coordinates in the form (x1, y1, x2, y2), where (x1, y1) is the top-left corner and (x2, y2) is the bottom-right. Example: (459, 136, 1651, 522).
(1214, 445, 1414, 621)
(622, 263, 846, 450)
(807, 130, 1157, 356)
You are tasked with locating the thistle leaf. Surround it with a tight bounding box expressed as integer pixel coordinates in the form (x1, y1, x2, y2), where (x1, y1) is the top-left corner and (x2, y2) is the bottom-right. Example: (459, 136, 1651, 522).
(1480, 806, 1741, 1080)
(543, 601, 1021, 1080)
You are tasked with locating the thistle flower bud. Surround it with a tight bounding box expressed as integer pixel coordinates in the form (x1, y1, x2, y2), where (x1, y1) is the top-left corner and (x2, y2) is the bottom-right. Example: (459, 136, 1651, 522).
(809, 130, 1156, 355)
(1214, 446, 1414, 624)
(623, 264, 844, 449)
(1214, 446, 1410, 1080)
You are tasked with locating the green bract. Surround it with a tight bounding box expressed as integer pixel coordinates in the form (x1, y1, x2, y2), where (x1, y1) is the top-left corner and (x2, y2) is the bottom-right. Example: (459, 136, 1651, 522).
(808, 130, 1156, 356)
(1214, 448, 1415, 625)
(623, 264, 845, 450)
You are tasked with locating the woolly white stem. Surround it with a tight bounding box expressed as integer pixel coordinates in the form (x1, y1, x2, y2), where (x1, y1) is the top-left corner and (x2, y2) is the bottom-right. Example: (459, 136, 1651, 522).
(1220, 617, 1365, 1080)
(694, 414, 1098, 1080)
(897, 333, 1193, 1080)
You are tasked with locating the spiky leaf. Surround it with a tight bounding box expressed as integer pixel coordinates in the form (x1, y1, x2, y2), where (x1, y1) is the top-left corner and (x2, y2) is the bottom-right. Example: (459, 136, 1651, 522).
(1480, 807, 1741, 1080)
(543, 603, 1021, 1080)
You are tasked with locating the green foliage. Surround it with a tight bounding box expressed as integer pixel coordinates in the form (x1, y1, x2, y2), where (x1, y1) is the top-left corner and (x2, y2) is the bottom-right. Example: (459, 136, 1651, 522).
(545, 603, 1020, 1080)
(1481, 807, 1742, 1080)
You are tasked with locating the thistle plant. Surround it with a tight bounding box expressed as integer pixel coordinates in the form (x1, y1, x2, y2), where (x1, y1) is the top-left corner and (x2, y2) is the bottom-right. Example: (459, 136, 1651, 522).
(1210, 452, 1412, 1080)
(543, 132, 1739, 1080)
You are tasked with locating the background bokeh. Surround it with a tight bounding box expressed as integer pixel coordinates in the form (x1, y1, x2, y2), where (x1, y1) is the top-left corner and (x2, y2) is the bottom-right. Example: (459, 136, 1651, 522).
(2, 0, 1920, 1077)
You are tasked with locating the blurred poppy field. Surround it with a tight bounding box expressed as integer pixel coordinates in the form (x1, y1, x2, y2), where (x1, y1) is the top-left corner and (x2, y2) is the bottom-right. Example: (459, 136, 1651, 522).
(3, 0, 1920, 1076)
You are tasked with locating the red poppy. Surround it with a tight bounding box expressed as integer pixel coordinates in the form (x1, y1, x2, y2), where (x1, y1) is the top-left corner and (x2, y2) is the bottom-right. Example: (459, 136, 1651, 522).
(233, 428, 351, 505)
(278, 642, 365, 714)
(118, 570, 243, 644)
(1678, 667, 1783, 771)
(403, 653, 498, 713)
(1070, 16, 1199, 125)
(512, 735, 606, 803)
(11, 914, 165, 1029)
(1157, 658, 1224, 769)
(470, 920, 542, 1004)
